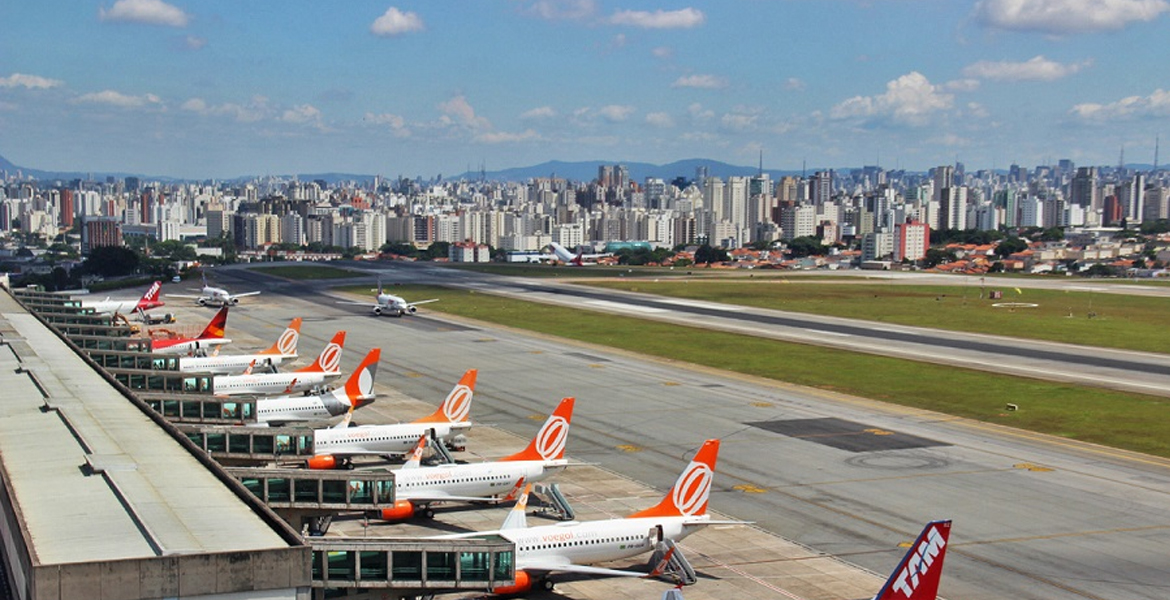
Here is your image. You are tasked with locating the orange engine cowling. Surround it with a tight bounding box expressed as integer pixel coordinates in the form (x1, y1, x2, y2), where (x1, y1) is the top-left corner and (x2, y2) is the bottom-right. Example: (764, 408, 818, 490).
(490, 570, 534, 596)
(306, 454, 340, 470)
(379, 500, 417, 521)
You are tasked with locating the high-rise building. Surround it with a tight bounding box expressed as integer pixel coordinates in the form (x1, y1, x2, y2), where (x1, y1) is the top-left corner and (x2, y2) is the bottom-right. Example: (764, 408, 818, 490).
(1069, 167, 1099, 208)
(894, 219, 930, 262)
(59, 188, 74, 228)
(82, 217, 122, 254)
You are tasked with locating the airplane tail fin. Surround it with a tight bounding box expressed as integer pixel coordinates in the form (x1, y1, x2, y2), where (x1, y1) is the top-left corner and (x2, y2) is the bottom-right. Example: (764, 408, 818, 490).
(297, 331, 345, 374)
(501, 398, 574, 462)
(413, 369, 476, 424)
(198, 306, 229, 339)
(872, 520, 952, 600)
(259, 317, 302, 356)
(340, 348, 380, 408)
(401, 434, 427, 469)
(627, 439, 719, 519)
(500, 482, 534, 530)
(134, 281, 164, 311)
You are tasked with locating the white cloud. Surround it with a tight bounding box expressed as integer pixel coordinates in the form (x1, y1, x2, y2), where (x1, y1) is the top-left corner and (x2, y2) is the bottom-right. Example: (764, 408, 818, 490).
(280, 104, 321, 124)
(519, 0, 597, 21)
(598, 104, 634, 122)
(944, 78, 982, 92)
(520, 106, 557, 120)
(183, 35, 206, 50)
(672, 74, 728, 89)
(966, 102, 991, 119)
(99, 0, 190, 27)
(645, 112, 675, 128)
(75, 90, 162, 108)
(973, 0, 1169, 34)
(365, 112, 411, 137)
(963, 55, 1090, 81)
(0, 73, 64, 89)
(608, 7, 705, 29)
(181, 96, 270, 122)
(371, 7, 424, 37)
(720, 110, 760, 133)
(830, 72, 953, 127)
(1070, 89, 1170, 121)
(438, 95, 491, 129)
(475, 129, 540, 143)
(687, 102, 714, 120)
(651, 46, 673, 59)
(784, 78, 806, 92)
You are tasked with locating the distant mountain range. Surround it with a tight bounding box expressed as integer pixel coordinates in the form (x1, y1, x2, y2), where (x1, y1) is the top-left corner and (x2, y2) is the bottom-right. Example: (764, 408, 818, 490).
(0, 152, 1159, 186)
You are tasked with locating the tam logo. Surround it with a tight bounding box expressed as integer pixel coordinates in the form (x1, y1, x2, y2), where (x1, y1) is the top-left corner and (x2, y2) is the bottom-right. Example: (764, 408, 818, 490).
(535, 416, 569, 460)
(892, 525, 947, 597)
(443, 385, 472, 422)
(671, 462, 712, 516)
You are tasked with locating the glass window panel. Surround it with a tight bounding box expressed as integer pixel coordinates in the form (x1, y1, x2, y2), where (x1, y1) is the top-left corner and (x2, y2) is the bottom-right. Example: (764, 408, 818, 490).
(460, 552, 490, 581)
(348, 480, 372, 504)
(241, 478, 263, 498)
(181, 401, 201, 419)
(203, 402, 221, 419)
(275, 435, 293, 455)
(493, 551, 514, 581)
(322, 479, 346, 504)
(295, 479, 319, 503)
(359, 551, 387, 580)
(311, 551, 323, 580)
(206, 433, 227, 452)
(391, 551, 422, 580)
(253, 435, 274, 454)
(228, 433, 250, 454)
(426, 551, 457, 581)
(268, 478, 290, 502)
(326, 551, 354, 581)
(162, 400, 179, 417)
(375, 480, 394, 503)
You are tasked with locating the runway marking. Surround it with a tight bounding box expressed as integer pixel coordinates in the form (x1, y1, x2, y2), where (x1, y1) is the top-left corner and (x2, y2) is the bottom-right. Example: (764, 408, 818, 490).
(863, 428, 893, 436)
(751, 401, 774, 408)
(473, 337, 497, 343)
(732, 484, 767, 494)
(582, 299, 666, 314)
(588, 363, 605, 369)
(528, 350, 545, 354)
(616, 444, 643, 453)
(527, 413, 545, 421)
(1014, 462, 1055, 472)
(404, 372, 423, 378)
(683, 544, 809, 600)
(662, 381, 681, 386)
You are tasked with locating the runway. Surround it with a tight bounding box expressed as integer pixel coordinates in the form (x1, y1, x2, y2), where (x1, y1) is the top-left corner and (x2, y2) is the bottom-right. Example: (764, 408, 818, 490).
(190, 264, 1170, 600)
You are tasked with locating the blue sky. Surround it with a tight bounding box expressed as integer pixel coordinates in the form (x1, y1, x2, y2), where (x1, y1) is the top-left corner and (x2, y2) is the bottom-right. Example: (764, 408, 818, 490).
(1, 0, 1167, 179)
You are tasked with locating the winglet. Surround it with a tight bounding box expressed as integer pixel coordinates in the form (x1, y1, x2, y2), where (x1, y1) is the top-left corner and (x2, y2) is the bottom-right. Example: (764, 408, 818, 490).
(341, 348, 381, 407)
(414, 369, 476, 424)
(500, 483, 533, 530)
(332, 404, 355, 429)
(627, 439, 719, 519)
(198, 306, 229, 340)
(502, 476, 527, 502)
(259, 317, 302, 356)
(297, 331, 345, 373)
(134, 280, 164, 311)
(401, 434, 427, 469)
(501, 398, 574, 462)
(872, 520, 952, 600)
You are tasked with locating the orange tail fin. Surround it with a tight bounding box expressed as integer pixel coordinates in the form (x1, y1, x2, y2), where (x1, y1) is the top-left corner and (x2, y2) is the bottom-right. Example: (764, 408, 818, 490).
(297, 331, 345, 373)
(501, 398, 574, 462)
(198, 306, 229, 339)
(259, 317, 302, 356)
(341, 348, 380, 407)
(414, 369, 476, 424)
(627, 439, 719, 519)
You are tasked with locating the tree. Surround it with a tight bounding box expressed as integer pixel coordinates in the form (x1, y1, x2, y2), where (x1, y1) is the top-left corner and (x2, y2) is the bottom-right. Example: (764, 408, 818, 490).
(83, 246, 140, 277)
(995, 237, 1028, 257)
(1039, 227, 1064, 242)
(922, 248, 956, 268)
(693, 244, 728, 264)
(787, 236, 828, 258)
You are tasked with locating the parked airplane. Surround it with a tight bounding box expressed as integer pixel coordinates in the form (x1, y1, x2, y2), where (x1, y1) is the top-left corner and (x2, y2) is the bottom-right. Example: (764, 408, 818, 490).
(80, 280, 165, 316)
(377, 397, 575, 520)
(150, 306, 232, 355)
(254, 348, 380, 426)
(337, 281, 438, 317)
(168, 273, 261, 306)
(211, 331, 345, 396)
(179, 317, 302, 375)
(548, 242, 610, 266)
(440, 438, 731, 595)
(306, 369, 477, 469)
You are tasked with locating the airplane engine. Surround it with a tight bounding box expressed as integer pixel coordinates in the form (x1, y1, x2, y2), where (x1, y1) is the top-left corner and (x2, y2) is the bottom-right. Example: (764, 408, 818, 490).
(407, 305, 418, 314)
(372, 306, 383, 316)
(197, 298, 208, 306)
(230, 297, 241, 305)
(491, 571, 551, 595)
(306, 454, 342, 470)
(378, 500, 417, 521)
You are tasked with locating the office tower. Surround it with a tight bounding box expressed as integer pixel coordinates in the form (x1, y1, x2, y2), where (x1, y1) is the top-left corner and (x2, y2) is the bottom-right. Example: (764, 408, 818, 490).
(1070, 167, 1099, 208)
(894, 219, 930, 262)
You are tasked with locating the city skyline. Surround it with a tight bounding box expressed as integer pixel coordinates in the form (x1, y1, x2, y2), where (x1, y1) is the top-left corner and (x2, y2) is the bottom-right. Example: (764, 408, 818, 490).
(1, 1, 1167, 180)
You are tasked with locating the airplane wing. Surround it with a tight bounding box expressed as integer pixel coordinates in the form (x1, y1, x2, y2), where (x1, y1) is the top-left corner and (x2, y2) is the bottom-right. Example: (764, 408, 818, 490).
(166, 293, 203, 299)
(336, 301, 377, 307)
(518, 560, 656, 579)
(406, 299, 439, 307)
(232, 291, 262, 298)
(400, 492, 501, 503)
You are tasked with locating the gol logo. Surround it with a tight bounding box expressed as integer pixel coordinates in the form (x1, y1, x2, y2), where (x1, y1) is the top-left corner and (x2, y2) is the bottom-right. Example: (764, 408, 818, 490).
(671, 462, 713, 516)
(535, 416, 569, 460)
(442, 385, 473, 422)
(318, 343, 342, 373)
(277, 328, 299, 355)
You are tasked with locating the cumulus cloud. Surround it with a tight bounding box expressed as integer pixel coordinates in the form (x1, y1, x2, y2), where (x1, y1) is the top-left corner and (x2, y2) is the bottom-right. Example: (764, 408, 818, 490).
(0, 73, 64, 89)
(519, 0, 597, 21)
(973, 0, 1169, 34)
(99, 0, 190, 27)
(687, 102, 714, 120)
(181, 96, 270, 122)
(475, 129, 540, 143)
(182, 35, 206, 50)
(1070, 89, 1170, 121)
(672, 74, 728, 89)
(608, 7, 704, 28)
(963, 55, 1090, 81)
(520, 106, 557, 120)
(371, 7, 424, 37)
(784, 78, 807, 92)
(651, 46, 673, 59)
(438, 95, 491, 129)
(720, 109, 761, 133)
(280, 104, 321, 124)
(76, 90, 162, 108)
(365, 111, 411, 137)
(598, 104, 635, 122)
(645, 112, 675, 128)
(944, 78, 982, 92)
(830, 72, 953, 126)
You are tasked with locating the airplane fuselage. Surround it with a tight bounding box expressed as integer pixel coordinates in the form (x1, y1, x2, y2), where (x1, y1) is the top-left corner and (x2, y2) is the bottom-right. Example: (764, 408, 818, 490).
(255, 389, 351, 425)
(314, 422, 470, 456)
(179, 354, 289, 375)
(396, 460, 565, 502)
(152, 338, 232, 355)
(212, 371, 337, 396)
(506, 516, 704, 569)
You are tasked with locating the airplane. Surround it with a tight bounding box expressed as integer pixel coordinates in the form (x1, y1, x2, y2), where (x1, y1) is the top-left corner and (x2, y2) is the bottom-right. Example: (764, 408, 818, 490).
(376, 397, 575, 521)
(168, 272, 261, 307)
(179, 317, 302, 375)
(337, 280, 438, 317)
(437, 438, 733, 595)
(548, 242, 611, 266)
(210, 331, 346, 396)
(254, 347, 380, 426)
(80, 280, 165, 316)
(306, 368, 477, 469)
(150, 306, 232, 355)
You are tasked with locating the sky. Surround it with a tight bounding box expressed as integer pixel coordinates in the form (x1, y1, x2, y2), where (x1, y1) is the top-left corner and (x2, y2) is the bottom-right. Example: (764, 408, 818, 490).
(1, 0, 1168, 179)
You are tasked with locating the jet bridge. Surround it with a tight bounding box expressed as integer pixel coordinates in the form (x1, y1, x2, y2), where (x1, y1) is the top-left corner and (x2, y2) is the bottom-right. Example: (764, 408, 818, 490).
(179, 423, 317, 466)
(139, 390, 257, 425)
(225, 466, 398, 536)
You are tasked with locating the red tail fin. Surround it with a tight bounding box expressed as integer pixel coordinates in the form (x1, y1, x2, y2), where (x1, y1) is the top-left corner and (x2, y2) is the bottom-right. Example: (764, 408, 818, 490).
(198, 306, 229, 339)
(135, 281, 164, 311)
(259, 318, 302, 356)
(872, 520, 952, 600)
(297, 331, 345, 373)
(627, 439, 719, 519)
(341, 348, 380, 407)
(501, 398, 574, 462)
(414, 369, 476, 424)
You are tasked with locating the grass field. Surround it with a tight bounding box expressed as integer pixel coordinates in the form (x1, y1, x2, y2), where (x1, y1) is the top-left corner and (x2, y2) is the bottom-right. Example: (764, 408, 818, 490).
(338, 284, 1170, 458)
(254, 265, 360, 280)
(584, 280, 1170, 354)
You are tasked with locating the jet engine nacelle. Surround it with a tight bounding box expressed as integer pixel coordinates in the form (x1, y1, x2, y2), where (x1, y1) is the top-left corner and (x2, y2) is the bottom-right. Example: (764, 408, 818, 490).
(306, 454, 342, 470)
(490, 570, 538, 596)
(379, 500, 417, 521)
(197, 298, 208, 306)
(407, 305, 418, 314)
(372, 306, 383, 316)
(229, 297, 240, 305)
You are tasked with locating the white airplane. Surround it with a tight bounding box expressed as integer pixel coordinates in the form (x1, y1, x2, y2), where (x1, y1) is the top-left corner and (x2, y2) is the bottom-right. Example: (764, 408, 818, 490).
(306, 369, 477, 469)
(548, 242, 610, 266)
(254, 348, 380, 427)
(211, 331, 345, 396)
(337, 281, 438, 317)
(179, 317, 302, 375)
(150, 306, 232, 355)
(376, 397, 575, 521)
(81, 280, 165, 316)
(437, 439, 733, 595)
(168, 273, 261, 307)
